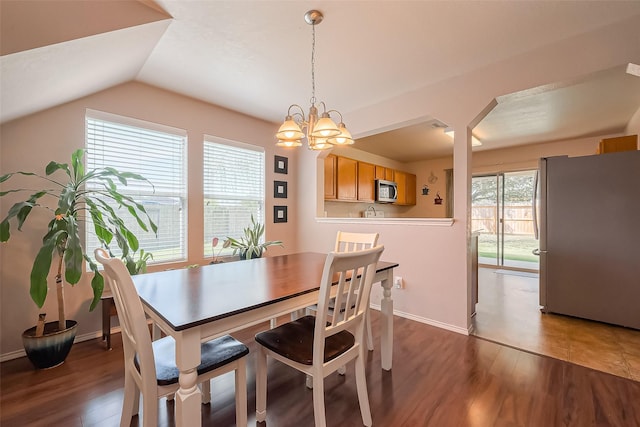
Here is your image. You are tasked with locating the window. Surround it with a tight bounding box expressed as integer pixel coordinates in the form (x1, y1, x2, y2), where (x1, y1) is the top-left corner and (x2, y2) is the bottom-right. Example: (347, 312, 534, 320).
(203, 137, 265, 257)
(85, 110, 187, 264)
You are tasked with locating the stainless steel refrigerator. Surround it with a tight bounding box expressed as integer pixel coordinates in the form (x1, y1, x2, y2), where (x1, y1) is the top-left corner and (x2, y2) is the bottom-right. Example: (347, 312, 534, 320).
(535, 150, 640, 329)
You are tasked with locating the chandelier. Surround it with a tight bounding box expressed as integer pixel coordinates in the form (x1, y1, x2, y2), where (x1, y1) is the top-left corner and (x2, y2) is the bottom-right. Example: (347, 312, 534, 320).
(276, 10, 353, 150)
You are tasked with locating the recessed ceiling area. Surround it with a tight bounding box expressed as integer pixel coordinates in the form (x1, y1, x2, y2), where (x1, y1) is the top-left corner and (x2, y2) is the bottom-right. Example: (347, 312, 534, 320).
(474, 65, 640, 151)
(352, 119, 453, 163)
(351, 65, 640, 163)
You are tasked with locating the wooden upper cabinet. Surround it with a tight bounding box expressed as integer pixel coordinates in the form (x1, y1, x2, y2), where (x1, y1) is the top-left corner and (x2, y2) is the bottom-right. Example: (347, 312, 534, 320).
(394, 170, 416, 206)
(597, 135, 638, 154)
(375, 165, 394, 181)
(394, 171, 407, 205)
(324, 155, 413, 204)
(324, 154, 337, 199)
(337, 156, 358, 201)
(406, 172, 416, 205)
(357, 162, 375, 202)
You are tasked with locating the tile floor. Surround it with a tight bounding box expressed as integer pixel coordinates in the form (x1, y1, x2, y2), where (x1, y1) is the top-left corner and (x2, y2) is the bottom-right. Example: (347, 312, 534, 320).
(472, 267, 640, 381)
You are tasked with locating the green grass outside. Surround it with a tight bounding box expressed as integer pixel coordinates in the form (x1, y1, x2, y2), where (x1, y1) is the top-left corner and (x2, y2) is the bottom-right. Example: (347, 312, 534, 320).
(478, 233, 539, 263)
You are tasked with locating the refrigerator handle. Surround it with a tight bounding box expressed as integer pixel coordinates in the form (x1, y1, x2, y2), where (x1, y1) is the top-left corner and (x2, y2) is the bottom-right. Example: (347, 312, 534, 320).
(532, 169, 539, 240)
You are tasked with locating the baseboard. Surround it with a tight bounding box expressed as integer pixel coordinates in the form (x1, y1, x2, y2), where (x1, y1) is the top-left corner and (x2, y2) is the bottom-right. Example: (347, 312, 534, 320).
(0, 328, 118, 363)
(0, 349, 27, 363)
(369, 304, 469, 336)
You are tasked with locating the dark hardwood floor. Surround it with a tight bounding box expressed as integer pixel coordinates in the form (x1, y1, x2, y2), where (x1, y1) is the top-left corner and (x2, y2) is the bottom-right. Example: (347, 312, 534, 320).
(2, 310, 640, 426)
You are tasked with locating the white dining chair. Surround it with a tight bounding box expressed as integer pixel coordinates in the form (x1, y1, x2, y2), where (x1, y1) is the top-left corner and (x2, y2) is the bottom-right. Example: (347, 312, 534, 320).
(255, 245, 384, 427)
(307, 231, 379, 351)
(94, 249, 249, 427)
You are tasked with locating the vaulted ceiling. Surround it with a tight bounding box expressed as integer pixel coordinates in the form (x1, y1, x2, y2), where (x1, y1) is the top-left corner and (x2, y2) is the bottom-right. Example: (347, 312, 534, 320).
(2, 1, 640, 161)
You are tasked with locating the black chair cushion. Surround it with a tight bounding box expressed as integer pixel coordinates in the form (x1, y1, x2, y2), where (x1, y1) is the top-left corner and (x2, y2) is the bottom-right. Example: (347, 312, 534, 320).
(136, 334, 249, 386)
(255, 315, 355, 365)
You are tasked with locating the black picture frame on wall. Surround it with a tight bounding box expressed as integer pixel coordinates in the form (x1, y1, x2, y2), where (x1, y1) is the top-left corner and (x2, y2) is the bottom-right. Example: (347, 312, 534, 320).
(274, 206, 288, 223)
(274, 155, 288, 174)
(274, 181, 288, 198)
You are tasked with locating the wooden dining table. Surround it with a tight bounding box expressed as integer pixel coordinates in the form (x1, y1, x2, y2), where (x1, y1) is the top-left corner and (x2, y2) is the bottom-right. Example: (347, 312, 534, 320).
(133, 251, 399, 427)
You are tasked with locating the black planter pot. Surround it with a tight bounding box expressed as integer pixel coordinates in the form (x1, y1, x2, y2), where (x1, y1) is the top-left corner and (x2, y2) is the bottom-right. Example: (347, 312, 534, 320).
(22, 320, 78, 369)
(240, 249, 263, 260)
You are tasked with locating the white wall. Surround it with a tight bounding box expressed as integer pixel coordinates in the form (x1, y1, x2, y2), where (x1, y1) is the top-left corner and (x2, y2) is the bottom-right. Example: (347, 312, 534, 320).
(627, 106, 640, 140)
(405, 156, 454, 218)
(0, 81, 300, 356)
(472, 135, 609, 173)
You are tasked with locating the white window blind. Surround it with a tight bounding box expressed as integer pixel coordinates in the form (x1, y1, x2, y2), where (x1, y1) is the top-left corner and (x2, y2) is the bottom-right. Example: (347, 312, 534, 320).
(203, 137, 265, 258)
(85, 112, 187, 264)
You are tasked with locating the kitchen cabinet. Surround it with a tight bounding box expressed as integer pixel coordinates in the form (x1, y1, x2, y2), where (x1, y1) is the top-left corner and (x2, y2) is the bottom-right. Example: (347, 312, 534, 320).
(395, 171, 407, 204)
(597, 134, 637, 154)
(406, 172, 416, 205)
(336, 156, 358, 201)
(394, 170, 417, 206)
(324, 154, 337, 199)
(324, 154, 414, 204)
(375, 165, 394, 181)
(357, 162, 375, 202)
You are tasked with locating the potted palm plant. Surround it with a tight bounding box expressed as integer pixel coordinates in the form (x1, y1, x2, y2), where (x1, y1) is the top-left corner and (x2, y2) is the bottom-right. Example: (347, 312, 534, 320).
(227, 215, 283, 260)
(0, 149, 157, 368)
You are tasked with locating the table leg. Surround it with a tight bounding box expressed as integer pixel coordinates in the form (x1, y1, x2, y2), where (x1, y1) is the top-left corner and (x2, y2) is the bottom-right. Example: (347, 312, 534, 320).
(174, 330, 202, 427)
(152, 323, 162, 341)
(102, 297, 113, 350)
(380, 270, 393, 371)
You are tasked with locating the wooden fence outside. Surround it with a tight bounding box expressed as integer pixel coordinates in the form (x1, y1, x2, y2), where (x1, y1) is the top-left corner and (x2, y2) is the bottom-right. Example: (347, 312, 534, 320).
(472, 205, 534, 235)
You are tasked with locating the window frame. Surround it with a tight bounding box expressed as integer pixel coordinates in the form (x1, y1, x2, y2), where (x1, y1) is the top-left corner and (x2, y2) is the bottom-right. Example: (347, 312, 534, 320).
(84, 109, 188, 265)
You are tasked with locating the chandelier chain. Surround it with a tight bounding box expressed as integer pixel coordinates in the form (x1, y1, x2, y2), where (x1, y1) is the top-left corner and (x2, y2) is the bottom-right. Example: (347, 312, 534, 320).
(310, 22, 316, 105)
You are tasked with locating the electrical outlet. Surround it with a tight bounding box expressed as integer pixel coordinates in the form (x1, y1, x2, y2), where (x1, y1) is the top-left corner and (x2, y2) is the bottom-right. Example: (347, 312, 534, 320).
(394, 276, 403, 289)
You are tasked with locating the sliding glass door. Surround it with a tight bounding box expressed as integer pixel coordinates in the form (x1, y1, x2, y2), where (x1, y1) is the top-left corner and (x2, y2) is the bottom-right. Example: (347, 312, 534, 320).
(472, 170, 539, 270)
(472, 175, 500, 265)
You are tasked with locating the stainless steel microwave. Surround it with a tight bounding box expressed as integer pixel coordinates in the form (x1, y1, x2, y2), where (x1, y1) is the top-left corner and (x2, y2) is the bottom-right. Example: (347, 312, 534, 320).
(375, 179, 398, 203)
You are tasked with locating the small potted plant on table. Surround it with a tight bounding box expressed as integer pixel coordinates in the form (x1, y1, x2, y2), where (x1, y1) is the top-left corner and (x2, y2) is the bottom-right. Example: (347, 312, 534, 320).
(227, 215, 283, 260)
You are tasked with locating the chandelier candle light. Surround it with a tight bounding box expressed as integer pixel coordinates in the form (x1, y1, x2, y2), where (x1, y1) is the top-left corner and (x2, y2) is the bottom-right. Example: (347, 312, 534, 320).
(276, 10, 353, 150)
